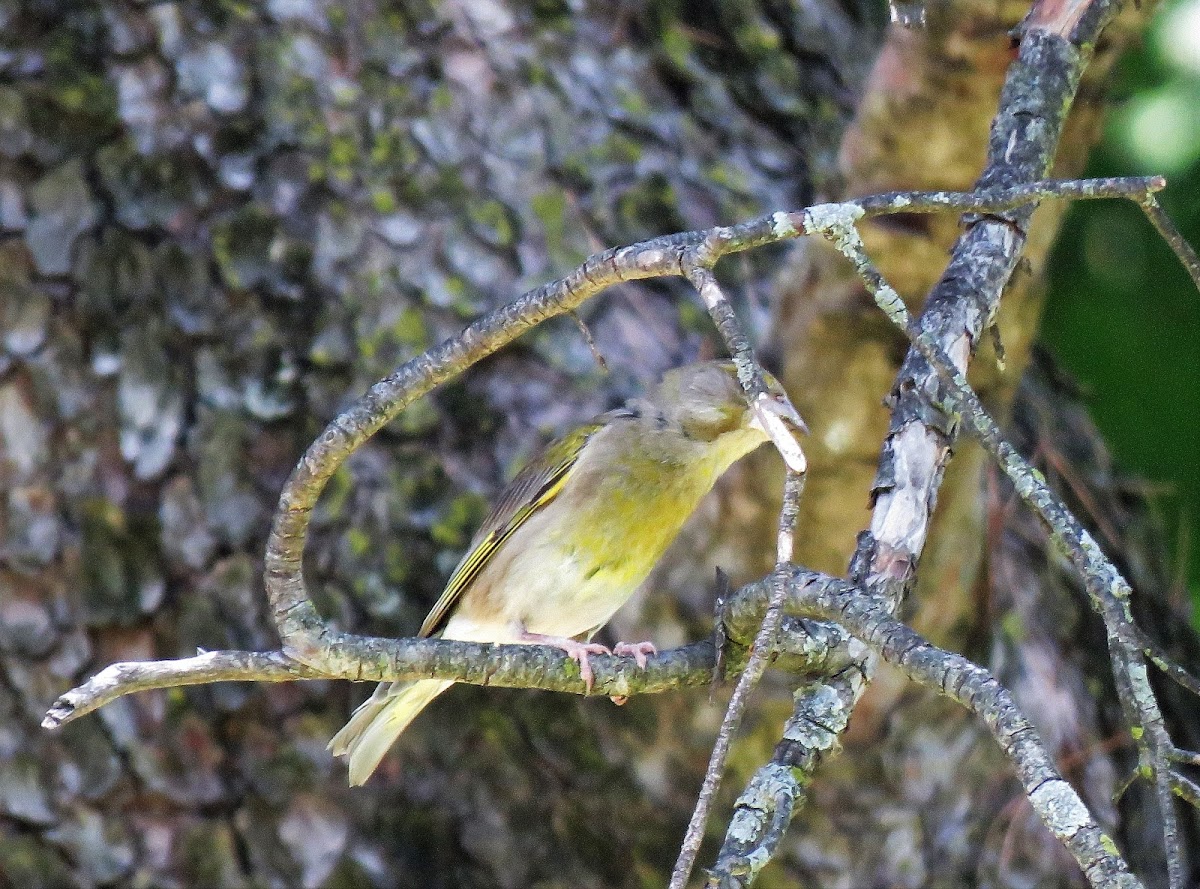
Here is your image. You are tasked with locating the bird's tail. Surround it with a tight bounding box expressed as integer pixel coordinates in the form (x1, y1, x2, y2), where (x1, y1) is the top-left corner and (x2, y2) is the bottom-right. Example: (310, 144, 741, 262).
(328, 679, 452, 786)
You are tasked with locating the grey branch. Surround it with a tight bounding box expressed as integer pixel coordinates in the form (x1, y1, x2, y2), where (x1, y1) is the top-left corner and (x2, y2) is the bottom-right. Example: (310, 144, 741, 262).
(701, 0, 1197, 886)
(816, 203, 1194, 889)
(42, 171, 1188, 889)
(792, 577, 1144, 889)
(44, 609, 848, 731)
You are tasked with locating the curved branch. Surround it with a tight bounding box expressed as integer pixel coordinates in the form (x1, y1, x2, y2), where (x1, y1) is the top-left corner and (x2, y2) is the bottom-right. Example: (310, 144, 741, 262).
(40, 173, 1173, 886)
(42, 651, 324, 728)
(263, 213, 808, 665)
(262, 178, 1158, 670)
(43, 639, 719, 730)
(42, 576, 856, 731)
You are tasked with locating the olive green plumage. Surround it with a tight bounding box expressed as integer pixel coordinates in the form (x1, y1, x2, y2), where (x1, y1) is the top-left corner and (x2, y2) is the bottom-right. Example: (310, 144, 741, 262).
(329, 360, 798, 785)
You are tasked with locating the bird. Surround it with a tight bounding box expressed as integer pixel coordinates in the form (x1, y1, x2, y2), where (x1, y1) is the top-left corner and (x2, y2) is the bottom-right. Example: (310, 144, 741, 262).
(329, 359, 803, 785)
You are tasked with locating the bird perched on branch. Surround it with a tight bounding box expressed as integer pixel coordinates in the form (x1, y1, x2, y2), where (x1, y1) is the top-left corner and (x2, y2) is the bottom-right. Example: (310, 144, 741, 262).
(330, 360, 803, 785)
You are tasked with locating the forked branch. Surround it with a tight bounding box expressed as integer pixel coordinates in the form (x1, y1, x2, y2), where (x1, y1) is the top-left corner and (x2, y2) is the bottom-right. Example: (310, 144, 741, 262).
(46, 175, 1160, 730)
(42, 175, 1194, 889)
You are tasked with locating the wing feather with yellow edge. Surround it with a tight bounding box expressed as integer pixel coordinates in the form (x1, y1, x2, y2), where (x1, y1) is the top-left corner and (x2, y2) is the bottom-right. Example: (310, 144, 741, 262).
(418, 417, 618, 638)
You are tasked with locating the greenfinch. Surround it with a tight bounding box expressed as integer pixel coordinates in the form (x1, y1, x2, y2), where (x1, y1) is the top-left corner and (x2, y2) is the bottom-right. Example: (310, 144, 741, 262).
(330, 360, 800, 785)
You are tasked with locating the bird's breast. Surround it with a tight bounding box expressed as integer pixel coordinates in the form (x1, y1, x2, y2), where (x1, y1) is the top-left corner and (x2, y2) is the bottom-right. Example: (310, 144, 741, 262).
(453, 431, 732, 640)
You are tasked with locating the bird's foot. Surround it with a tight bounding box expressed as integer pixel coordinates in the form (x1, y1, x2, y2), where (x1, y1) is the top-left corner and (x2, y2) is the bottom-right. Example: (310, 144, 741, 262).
(608, 643, 656, 704)
(519, 632, 611, 693)
(613, 640, 657, 670)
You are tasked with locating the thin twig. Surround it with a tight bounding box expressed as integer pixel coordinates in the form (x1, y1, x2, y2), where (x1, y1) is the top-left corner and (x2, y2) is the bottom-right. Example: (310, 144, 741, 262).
(43, 651, 324, 728)
(809, 203, 1197, 889)
(1139, 193, 1200, 291)
(671, 245, 808, 889)
(568, 309, 608, 371)
(1172, 772, 1200, 808)
(42, 576, 855, 732)
(44, 640, 722, 730)
(1148, 643, 1200, 697)
(262, 177, 1153, 674)
(683, 262, 808, 473)
(670, 473, 806, 889)
(852, 176, 1163, 218)
(790, 578, 1145, 889)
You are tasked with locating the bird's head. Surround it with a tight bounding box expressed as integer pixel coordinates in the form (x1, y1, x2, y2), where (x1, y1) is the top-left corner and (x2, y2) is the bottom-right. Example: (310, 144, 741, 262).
(651, 360, 804, 444)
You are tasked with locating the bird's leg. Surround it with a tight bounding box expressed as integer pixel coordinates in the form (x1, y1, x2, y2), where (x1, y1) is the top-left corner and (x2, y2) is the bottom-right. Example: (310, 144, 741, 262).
(613, 641, 657, 669)
(517, 629, 611, 693)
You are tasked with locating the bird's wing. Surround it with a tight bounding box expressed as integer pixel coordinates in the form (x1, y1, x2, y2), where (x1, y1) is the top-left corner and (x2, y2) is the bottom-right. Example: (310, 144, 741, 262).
(418, 416, 617, 638)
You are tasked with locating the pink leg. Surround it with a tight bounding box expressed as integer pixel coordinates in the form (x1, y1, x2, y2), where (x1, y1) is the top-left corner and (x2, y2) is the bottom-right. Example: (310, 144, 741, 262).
(518, 630, 611, 693)
(613, 641, 657, 670)
(608, 643, 655, 705)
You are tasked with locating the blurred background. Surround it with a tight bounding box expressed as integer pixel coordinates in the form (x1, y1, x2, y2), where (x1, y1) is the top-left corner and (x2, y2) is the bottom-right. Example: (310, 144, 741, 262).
(1045, 0, 1200, 617)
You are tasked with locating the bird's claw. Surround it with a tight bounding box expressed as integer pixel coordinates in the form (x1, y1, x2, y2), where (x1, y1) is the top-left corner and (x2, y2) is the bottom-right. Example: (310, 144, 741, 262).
(567, 641, 612, 692)
(517, 630, 611, 693)
(613, 641, 657, 670)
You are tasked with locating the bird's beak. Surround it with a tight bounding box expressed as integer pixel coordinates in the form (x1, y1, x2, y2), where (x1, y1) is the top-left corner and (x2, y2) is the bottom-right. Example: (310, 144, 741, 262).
(749, 392, 808, 436)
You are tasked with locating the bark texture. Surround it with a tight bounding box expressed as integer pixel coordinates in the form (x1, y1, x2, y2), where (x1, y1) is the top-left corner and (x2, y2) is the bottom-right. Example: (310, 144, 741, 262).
(0, 1, 1194, 888)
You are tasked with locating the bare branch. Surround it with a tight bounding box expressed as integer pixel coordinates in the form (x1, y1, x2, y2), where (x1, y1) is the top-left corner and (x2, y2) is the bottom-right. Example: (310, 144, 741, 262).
(43, 579, 857, 732)
(850, 175, 1161, 218)
(671, 471, 807, 889)
(701, 0, 1152, 882)
(1138, 193, 1200, 291)
(261, 178, 1154, 674)
(41, 171, 1183, 885)
(43, 651, 324, 729)
(814, 193, 1197, 889)
(790, 577, 1145, 889)
(38, 642, 707, 732)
